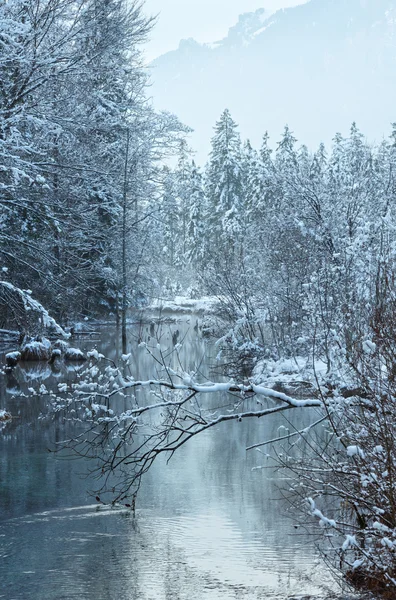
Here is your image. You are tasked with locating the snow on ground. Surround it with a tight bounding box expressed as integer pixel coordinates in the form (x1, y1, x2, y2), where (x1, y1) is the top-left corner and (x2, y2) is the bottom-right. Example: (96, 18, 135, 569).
(146, 296, 221, 315)
(253, 356, 328, 387)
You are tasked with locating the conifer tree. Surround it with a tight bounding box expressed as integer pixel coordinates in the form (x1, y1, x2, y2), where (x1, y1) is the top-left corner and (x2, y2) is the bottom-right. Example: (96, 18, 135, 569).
(206, 109, 243, 258)
(187, 161, 207, 265)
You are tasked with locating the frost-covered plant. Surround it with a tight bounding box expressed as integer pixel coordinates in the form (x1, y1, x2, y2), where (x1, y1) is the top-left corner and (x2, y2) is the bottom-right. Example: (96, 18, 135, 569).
(270, 262, 396, 598)
(0, 281, 69, 337)
(46, 340, 321, 504)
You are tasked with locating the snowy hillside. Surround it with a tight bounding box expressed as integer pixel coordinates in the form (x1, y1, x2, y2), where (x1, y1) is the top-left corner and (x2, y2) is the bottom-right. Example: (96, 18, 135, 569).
(150, 0, 396, 158)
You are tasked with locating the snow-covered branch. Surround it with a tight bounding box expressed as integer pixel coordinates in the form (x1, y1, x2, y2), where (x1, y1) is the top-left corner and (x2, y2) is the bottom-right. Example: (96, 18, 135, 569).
(49, 354, 322, 504)
(113, 377, 322, 408)
(0, 281, 69, 337)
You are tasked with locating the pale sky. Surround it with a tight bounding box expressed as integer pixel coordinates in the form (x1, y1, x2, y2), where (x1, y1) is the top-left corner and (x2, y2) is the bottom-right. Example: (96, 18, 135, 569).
(143, 0, 308, 60)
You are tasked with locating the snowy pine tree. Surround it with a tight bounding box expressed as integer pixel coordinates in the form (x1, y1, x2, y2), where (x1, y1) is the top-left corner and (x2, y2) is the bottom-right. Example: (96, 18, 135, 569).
(206, 109, 244, 259)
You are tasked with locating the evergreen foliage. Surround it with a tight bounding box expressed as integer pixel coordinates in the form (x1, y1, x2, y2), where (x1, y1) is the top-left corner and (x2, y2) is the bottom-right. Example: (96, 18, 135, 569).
(0, 0, 186, 322)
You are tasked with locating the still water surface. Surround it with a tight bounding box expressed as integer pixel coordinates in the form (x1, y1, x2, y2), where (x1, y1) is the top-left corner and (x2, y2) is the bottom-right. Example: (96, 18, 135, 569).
(0, 316, 358, 599)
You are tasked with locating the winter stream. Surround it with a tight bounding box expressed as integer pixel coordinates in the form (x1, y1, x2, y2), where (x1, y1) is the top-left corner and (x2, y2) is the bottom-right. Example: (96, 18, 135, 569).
(0, 315, 360, 600)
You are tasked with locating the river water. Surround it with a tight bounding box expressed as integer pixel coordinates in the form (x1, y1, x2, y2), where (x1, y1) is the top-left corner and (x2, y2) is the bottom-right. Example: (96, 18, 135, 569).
(0, 315, 360, 600)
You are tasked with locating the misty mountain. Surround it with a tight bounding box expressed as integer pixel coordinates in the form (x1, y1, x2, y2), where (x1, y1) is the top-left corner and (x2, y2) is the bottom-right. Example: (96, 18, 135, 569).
(150, 0, 396, 159)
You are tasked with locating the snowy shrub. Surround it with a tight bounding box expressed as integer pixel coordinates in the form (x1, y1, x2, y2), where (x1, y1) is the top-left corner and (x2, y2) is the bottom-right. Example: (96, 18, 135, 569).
(277, 262, 396, 598)
(64, 348, 86, 362)
(20, 338, 52, 361)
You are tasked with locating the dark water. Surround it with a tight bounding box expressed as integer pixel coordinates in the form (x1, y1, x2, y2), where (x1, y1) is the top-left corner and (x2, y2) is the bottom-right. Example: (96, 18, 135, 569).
(0, 316, 356, 599)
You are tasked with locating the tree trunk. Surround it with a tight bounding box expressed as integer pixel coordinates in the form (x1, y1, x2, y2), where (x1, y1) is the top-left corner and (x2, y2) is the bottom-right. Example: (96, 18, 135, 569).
(121, 128, 130, 355)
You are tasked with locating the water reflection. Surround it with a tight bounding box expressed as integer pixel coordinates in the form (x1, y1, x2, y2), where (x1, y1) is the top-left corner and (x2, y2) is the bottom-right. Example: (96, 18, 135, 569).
(0, 316, 355, 599)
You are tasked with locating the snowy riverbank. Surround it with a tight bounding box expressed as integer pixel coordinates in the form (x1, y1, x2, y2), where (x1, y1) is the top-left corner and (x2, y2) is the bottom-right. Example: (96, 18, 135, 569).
(145, 295, 222, 315)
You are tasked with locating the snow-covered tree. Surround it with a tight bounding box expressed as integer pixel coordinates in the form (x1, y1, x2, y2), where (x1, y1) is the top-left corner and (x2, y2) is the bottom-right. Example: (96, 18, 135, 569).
(187, 161, 207, 265)
(206, 109, 244, 258)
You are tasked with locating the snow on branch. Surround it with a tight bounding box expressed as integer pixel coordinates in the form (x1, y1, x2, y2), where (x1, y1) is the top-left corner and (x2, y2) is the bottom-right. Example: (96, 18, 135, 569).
(51, 357, 323, 503)
(246, 413, 329, 451)
(0, 281, 70, 338)
(115, 377, 322, 408)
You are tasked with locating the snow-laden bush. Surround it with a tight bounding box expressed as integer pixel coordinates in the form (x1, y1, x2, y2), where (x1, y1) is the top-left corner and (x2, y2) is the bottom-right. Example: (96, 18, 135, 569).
(274, 266, 396, 598)
(20, 337, 52, 361)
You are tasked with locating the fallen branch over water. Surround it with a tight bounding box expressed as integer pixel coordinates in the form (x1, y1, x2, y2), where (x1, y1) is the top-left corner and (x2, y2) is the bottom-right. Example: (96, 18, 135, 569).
(50, 355, 323, 504)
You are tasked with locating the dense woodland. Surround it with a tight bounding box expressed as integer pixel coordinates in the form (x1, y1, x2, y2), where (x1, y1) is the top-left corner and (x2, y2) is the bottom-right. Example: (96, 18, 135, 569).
(3, 0, 396, 597)
(0, 0, 186, 326)
(163, 112, 396, 366)
(2, 0, 396, 357)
